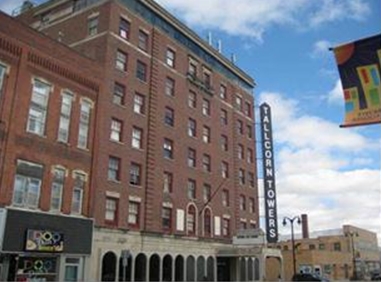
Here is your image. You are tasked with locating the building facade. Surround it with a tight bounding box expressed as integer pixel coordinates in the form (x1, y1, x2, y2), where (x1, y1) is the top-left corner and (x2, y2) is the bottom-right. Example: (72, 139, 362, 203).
(0, 0, 264, 281)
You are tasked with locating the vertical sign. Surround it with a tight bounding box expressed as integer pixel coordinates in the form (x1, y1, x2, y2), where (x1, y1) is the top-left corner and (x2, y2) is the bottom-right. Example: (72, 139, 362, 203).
(260, 103, 278, 243)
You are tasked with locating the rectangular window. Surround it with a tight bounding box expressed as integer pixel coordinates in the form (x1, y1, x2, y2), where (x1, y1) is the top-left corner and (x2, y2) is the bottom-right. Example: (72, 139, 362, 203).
(202, 99, 210, 116)
(221, 161, 229, 178)
(116, 50, 127, 71)
(132, 127, 143, 149)
(248, 172, 255, 188)
(164, 107, 174, 126)
(136, 60, 147, 82)
(188, 61, 197, 77)
(188, 91, 196, 108)
(162, 207, 172, 230)
(166, 48, 175, 67)
(203, 71, 211, 88)
(238, 144, 244, 160)
(27, 79, 50, 136)
(71, 172, 85, 214)
(239, 169, 245, 185)
(13, 160, 43, 208)
(130, 163, 141, 186)
(187, 179, 196, 199)
(245, 102, 252, 117)
(108, 156, 120, 181)
(247, 148, 253, 163)
(247, 124, 253, 139)
(113, 82, 125, 105)
(240, 195, 246, 211)
(110, 118, 122, 142)
(235, 95, 242, 111)
(0, 64, 6, 94)
(333, 242, 341, 251)
(220, 84, 227, 100)
(87, 16, 98, 36)
(188, 148, 196, 167)
(165, 77, 175, 96)
(133, 93, 145, 114)
(202, 154, 211, 172)
(128, 201, 140, 226)
(105, 197, 118, 223)
(58, 91, 73, 143)
(163, 138, 173, 159)
(202, 126, 210, 143)
(203, 183, 211, 202)
(188, 118, 196, 137)
(237, 119, 243, 135)
(50, 167, 65, 212)
(222, 189, 229, 207)
(222, 218, 230, 236)
(221, 135, 228, 151)
(163, 171, 173, 193)
(138, 30, 148, 51)
(220, 109, 228, 125)
(78, 100, 91, 149)
(249, 198, 255, 213)
(119, 18, 130, 39)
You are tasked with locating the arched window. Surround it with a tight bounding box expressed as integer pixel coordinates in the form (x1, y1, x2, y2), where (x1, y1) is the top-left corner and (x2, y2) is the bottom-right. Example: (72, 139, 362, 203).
(101, 251, 117, 281)
(187, 205, 196, 235)
(203, 208, 211, 237)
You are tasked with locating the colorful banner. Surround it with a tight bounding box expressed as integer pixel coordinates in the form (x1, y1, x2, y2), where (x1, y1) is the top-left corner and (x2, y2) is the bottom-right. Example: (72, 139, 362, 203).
(25, 229, 64, 252)
(333, 34, 381, 127)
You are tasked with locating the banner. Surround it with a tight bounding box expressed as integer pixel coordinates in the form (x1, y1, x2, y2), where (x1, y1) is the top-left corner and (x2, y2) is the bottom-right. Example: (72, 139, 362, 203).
(332, 34, 381, 127)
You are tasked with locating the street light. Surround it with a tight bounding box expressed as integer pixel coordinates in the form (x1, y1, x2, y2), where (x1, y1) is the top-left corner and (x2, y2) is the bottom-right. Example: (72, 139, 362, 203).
(345, 231, 359, 280)
(283, 216, 301, 277)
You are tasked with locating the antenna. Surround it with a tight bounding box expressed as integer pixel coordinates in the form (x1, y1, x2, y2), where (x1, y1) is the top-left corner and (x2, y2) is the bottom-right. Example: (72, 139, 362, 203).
(231, 53, 236, 64)
(217, 40, 222, 53)
(207, 32, 212, 46)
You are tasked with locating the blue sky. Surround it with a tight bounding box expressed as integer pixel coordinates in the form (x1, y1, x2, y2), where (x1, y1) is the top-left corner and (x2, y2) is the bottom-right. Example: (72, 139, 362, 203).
(1, 0, 380, 242)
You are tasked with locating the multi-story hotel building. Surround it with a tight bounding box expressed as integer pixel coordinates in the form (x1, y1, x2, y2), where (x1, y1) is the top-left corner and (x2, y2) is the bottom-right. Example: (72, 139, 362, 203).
(0, 0, 273, 281)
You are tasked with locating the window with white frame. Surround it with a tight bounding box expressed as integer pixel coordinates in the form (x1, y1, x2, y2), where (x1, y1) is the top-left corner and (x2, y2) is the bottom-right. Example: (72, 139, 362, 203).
(133, 93, 145, 114)
(187, 148, 196, 167)
(110, 118, 122, 142)
(78, 99, 92, 149)
(116, 50, 127, 72)
(188, 91, 196, 108)
(128, 201, 139, 226)
(27, 79, 50, 136)
(202, 99, 210, 116)
(12, 160, 43, 209)
(87, 16, 98, 36)
(129, 162, 141, 186)
(50, 167, 65, 212)
(163, 171, 173, 193)
(202, 126, 210, 143)
(119, 18, 130, 39)
(132, 127, 143, 149)
(187, 179, 196, 199)
(187, 205, 196, 234)
(0, 63, 6, 95)
(58, 91, 73, 143)
(166, 48, 175, 67)
(71, 172, 85, 215)
(235, 95, 242, 111)
(162, 207, 172, 230)
(202, 154, 211, 172)
(113, 82, 125, 105)
(165, 77, 175, 96)
(188, 118, 196, 137)
(163, 138, 173, 159)
(108, 156, 120, 181)
(105, 197, 118, 223)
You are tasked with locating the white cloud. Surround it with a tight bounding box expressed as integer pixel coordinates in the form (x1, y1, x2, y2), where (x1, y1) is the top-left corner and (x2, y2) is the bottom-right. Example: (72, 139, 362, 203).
(311, 40, 332, 59)
(258, 91, 381, 241)
(326, 79, 344, 105)
(155, 0, 371, 40)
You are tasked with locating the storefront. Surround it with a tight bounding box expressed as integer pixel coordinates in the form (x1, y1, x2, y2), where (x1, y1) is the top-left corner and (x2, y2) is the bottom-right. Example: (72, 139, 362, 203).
(0, 208, 93, 281)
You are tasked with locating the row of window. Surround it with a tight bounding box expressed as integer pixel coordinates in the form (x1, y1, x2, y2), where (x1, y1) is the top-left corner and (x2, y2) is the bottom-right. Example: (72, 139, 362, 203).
(12, 159, 87, 214)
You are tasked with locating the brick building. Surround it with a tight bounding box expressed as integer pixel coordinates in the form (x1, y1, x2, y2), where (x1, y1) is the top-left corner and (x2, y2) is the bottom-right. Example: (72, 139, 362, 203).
(0, 0, 270, 280)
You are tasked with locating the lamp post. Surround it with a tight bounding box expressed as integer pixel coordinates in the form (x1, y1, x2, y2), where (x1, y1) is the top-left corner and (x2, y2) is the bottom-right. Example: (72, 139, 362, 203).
(283, 216, 301, 278)
(345, 231, 358, 280)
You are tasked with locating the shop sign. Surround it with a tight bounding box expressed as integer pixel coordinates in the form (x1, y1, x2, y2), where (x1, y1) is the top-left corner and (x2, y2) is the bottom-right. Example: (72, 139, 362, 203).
(25, 229, 64, 252)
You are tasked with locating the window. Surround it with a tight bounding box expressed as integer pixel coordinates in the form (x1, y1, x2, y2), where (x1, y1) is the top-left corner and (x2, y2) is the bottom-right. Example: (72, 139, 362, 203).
(162, 207, 172, 230)
(163, 138, 173, 159)
(249, 198, 255, 213)
(239, 169, 245, 185)
(108, 156, 120, 181)
(238, 144, 244, 160)
(71, 172, 85, 214)
(138, 30, 148, 51)
(105, 197, 118, 223)
(164, 107, 174, 126)
(78, 100, 92, 149)
(333, 242, 341, 251)
(136, 60, 147, 82)
(202, 126, 210, 143)
(236, 119, 243, 135)
(187, 179, 196, 199)
(133, 93, 145, 114)
(202, 154, 211, 172)
(187, 148, 196, 167)
(240, 221, 247, 230)
(165, 77, 175, 96)
(319, 243, 325, 250)
(128, 201, 139, 226)
(27, 79, 50, 136)
(248, 172, 255, 188)
(240, 195, 246, 211)
(203, 71, 211, 88)
(64, 258, 81, 282)
(166, 48, 175, 67)
(221, 135, 228, 151)
(163, 171, 173, 193)
(235, 95, 242, 111)
(116, 50, 127, 71)
(220, 109, 228, 125)
(58, 92, 73, 143)
(187, 205, 196, 235)
(12, 160, 43, 208)
(0, 64, 6, 94)
(220, 84, 227, 100)
(87, 16, 98, 36)
(188, 118, 196, 137)
(247, 124, 253, 139)
(204, 209, 211, 237)
(113, 82, 125, 105)
(222, 218, 230, 236)
(188, 60, 197, 77)
(110, 118, 122, 142)
(119, 18, 130, 39)
(50, 167, 65, 212)
(188, 91, 196, 108)
(132, 127, 143, 149)
(309, 244, 316, 250)
(222, 189, 229, 207)
(247, 148, 253, 163)
(203, 183, 211, 202)
(202, 99, 210, 116)
(221, 161, 229, 178)
(130, 163, 141, 185)
(245, 102, 252, 117)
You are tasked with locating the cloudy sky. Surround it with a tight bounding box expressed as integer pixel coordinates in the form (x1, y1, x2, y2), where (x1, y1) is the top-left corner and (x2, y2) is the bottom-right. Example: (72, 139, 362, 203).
(1, 0, 380, 242)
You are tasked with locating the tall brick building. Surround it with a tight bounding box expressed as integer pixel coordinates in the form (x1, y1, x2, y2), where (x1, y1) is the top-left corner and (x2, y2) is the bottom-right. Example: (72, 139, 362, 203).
(0, 0, 272, 281)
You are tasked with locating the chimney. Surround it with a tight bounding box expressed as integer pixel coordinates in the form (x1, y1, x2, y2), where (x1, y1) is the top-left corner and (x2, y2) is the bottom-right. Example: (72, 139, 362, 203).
(301, 214, 309, 239)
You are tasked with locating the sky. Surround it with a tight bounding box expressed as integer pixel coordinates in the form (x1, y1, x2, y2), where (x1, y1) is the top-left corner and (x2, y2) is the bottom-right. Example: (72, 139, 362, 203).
(1, 0, 380, 242)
